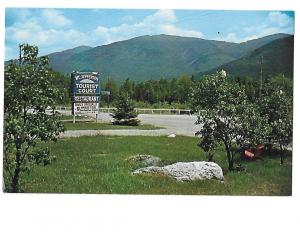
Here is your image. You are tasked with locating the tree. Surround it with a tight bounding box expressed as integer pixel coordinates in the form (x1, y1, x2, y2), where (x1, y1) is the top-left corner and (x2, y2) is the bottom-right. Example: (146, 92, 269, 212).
(50, 70, 71, 105)
(111, 93, 140, 126)
(176, 75, 193, 103)
(260, 75, 293, 164)
(133, 82, 145, 102)
(120, 78, 135, 98)
(103, 77, 118, 104)
(4, 44, 64, 192)
(191, 71, 269, 170)
(158, 78, 168, 102)
(239, 103, 271, 148)
(167, 78, 179, 104)
(144, 81, 156, 104)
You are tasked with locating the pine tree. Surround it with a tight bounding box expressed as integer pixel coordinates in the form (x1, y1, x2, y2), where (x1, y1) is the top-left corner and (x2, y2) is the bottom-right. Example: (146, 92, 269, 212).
(111, 93, 140, 126)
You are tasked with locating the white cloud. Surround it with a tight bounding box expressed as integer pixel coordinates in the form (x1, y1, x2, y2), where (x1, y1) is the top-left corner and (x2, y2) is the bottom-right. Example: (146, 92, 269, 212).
(6, 17, 88, 59)
(256, 25, 289, 37)
(95, 26, 109, 34)
(213, 33, 235, 42)
(5, 9, 203, 59)
(159, 24, 203, 37)
(213, 33, 258, 43)
(223, 11, 294, 43)
(8, 28, 87, 52)
(92, 9, 203, 45)
(244, 12, 293, 35)
(145, 9, 177, 24)
(42, 9, 72, 27)
(268, 11, 292, 27)
(7, 18, 42, 42)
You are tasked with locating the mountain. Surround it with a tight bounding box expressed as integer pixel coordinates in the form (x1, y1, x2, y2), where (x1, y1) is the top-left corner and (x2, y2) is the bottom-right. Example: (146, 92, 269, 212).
(46, 33, 292, 82)
(49, 45, 92, 72)
(201, 35, 294, 79)
(210, 33, 290, 59)
(49, 35, 236, 82)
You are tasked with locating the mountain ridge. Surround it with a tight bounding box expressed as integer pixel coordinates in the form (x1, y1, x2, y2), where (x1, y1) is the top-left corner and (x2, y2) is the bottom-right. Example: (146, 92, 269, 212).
(45, 33, 293, 82)
(200, 35, 294, 79)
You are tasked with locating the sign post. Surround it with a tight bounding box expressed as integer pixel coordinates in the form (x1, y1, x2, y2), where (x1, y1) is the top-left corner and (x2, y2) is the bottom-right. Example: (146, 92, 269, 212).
(71, 71, 100, 123)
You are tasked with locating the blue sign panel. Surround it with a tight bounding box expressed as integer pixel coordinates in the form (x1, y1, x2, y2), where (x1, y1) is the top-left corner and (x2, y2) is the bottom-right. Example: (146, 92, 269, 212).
(71, 71, 101, 115)
(71, 71, 100, 95)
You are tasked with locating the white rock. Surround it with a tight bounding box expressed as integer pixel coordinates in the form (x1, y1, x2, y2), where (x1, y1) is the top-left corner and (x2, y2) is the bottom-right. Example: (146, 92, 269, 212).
(133, 161, 224, 181)
(167, 134, 176, 138)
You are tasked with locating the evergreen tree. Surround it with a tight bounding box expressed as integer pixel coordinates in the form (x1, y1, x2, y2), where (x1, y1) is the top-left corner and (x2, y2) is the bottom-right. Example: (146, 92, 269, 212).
(111, 93, 140, 126)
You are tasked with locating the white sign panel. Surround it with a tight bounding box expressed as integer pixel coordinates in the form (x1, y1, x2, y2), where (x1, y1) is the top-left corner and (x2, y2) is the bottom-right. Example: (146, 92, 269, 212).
(73, 96, 100, 103)
(74, 103, 99, 114)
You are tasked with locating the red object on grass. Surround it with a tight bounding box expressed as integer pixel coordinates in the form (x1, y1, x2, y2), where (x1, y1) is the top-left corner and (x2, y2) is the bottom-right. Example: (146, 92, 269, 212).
(244, 150, 255, 158)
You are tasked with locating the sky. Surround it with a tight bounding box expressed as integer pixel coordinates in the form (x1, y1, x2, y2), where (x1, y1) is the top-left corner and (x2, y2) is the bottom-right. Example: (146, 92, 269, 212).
(5, 8, 294, 60)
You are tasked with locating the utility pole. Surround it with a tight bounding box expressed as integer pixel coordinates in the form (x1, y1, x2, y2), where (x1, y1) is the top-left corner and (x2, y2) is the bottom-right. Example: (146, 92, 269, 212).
(19, 44, 23, 65)
(259, 55, 263, 97)
(107, 76, 110, 108)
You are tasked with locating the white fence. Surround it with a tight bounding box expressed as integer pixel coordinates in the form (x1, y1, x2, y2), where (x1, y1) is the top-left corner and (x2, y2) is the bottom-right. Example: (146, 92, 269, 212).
(56, 106, 192, 115)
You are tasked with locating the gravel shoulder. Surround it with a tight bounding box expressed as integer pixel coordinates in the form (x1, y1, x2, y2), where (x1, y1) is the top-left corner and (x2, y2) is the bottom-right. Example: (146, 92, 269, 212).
(60, 129, 175, 138)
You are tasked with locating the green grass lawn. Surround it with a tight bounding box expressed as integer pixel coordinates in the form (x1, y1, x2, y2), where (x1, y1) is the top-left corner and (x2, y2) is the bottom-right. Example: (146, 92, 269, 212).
(18, 136, 292, 195)
(63, 121, 163, 130)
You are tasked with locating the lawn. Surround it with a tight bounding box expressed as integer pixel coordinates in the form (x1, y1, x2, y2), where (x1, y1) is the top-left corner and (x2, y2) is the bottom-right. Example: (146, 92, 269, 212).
(63, 121, 163, 130)
(18, 135, 292, 195)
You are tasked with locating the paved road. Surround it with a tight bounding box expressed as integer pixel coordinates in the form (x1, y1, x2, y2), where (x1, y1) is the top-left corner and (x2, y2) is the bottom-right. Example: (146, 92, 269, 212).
(60, 111, 201, 138)
(97, 113, 201, 136)
(140, 114, 200, 136)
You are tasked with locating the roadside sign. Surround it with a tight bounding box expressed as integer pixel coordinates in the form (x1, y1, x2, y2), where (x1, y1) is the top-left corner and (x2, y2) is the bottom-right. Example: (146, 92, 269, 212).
(74, 102, 99, 114)
(71, 71, 100, 95)
(71, 71, 101, 118)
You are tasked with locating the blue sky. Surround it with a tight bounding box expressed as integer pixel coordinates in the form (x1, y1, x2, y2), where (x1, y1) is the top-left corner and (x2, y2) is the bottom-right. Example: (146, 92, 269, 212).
(5, 8, 294, 60)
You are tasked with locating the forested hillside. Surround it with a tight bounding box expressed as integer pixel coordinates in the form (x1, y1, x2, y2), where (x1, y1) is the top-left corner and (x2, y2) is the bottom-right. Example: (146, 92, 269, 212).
(47, 33, 292, 82)
(201, 35, 294, 79)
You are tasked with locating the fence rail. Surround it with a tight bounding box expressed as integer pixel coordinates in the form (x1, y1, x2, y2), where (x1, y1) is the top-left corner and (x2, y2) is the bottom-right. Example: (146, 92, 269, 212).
(55, 106, 192, 115)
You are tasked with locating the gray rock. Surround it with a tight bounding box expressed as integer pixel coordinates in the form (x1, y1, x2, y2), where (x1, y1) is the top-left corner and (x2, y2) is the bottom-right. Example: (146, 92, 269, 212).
(127, 154, 162, 166)
(133, 161, 224, 181)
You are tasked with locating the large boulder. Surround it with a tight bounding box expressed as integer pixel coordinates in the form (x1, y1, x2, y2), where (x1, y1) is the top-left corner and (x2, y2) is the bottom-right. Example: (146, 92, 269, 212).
(126, 154, 162, 166)
(133, 161, 224, 181)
